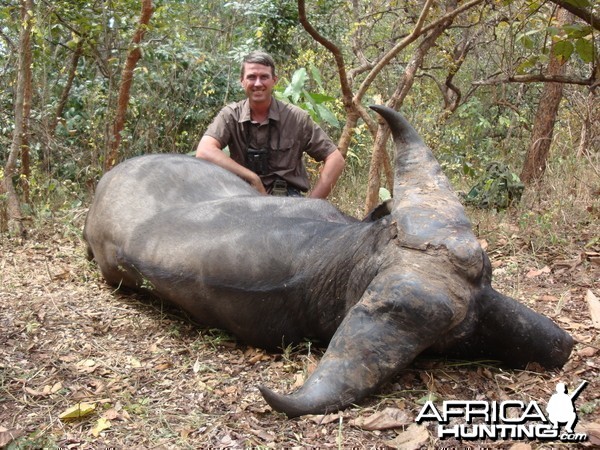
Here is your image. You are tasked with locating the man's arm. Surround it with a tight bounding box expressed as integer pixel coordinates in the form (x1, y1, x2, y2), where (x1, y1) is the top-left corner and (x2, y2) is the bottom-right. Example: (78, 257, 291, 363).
(195, 135, 266, 195)
(309, 149, 345, 199)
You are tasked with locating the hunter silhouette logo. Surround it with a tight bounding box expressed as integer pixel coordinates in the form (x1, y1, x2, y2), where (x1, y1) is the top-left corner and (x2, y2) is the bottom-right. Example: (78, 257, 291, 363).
(415, 380, 589, 442)
(547, 381, 588, 435)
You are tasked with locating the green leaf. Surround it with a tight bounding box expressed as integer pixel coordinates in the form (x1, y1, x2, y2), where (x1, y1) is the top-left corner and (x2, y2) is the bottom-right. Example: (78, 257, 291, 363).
(546, 26, 561, 36)
(315, 104, 339, 128)
(303, 89, 317, 108)
(520, 35, 535, 50)
(516, 56, 539, 74)
(575, 38, 594, 63)
(306, 92, 336, 104)
(379, 187, 391, 202)
(309, 64, 324, 90)
(302, 102, 319, 122)
(59, 402, 96, 421)
(291, 68, 309, 89)
(563, 24, 592, 39)
(463, 162, 475, 177)
(516, 28, 544, 47)
(552, 40, 574, 63)
(283, 68, 309, 103)
(416, 393, 438, 405)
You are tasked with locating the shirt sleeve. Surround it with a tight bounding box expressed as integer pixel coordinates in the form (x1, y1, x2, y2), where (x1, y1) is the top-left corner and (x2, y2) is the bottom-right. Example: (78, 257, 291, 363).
(204, 106, 235, 148)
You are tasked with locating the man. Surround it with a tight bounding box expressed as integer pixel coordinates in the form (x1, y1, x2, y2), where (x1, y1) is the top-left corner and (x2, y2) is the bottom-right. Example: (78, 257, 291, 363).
(195, 51, 345, 198)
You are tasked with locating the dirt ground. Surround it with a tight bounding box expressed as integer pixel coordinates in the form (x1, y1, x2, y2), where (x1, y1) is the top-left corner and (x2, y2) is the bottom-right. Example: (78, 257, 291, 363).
(1, 209, 598, 449)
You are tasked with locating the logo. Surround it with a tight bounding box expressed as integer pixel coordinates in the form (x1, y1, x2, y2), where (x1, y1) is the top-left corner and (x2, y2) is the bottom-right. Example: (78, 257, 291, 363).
(415, 381, 588, 442)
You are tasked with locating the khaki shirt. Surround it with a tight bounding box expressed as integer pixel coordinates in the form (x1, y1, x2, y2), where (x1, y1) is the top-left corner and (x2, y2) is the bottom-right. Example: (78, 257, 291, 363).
(204, 98, 337, 192)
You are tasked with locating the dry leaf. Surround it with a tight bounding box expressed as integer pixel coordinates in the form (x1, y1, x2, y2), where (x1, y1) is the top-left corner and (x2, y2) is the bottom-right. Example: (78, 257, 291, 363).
(51, 382, 63, 393)
(220, 433, 235, 446)
(578, 346, 597, 357)
(0, 427, 24, 447)
(129, 357, 142, 368)
(91, 417, 111, 437)
(154, 362, 172, 371)
(76, 359, 98, 373)
(385, 423, 429, 449)
(249, 427, 275, 442)
(508, 444, 532, 450)
(586, 290, 600, 329)
(24, 386, 45, 397)
(77, 358, 96, 367)
(350, 407, 411, 431)
(59, 402, 97, 421)
(292, 373, 305, 389)
(308, 413, 341, 425)
(584, 422, 600, 446)
(526, 266, 551, 278)
(180, 427, 195, 439)
(193, 359, 202, 373)
(102, 408, 120, 420)
(244, 347, 268, 364)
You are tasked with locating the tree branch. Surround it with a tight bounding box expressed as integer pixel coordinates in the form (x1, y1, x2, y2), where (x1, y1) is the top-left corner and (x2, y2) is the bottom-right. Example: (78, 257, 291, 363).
(548, 0, 600, 31)
(474, 73, 596, 86)
(297, 0, 352, 103)
(105, 0, 154, 170)
(355, 0, 484, 103)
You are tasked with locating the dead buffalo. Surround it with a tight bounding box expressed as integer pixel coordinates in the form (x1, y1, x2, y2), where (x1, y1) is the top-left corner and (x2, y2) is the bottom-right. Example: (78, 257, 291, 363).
(84, 106, 573, 418)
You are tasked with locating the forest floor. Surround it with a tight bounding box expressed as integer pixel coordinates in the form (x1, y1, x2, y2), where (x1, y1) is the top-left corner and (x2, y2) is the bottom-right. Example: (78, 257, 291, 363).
(1, 204, 599, 449)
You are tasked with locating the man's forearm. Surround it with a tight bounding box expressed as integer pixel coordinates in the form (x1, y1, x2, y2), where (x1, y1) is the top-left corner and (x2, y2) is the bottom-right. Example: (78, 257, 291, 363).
(196, 136, 266, 194)
(309, 150, 345, 199)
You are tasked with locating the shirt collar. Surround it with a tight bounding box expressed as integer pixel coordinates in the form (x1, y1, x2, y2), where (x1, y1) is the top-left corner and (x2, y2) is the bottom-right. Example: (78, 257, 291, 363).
(239, 98, 281, 124)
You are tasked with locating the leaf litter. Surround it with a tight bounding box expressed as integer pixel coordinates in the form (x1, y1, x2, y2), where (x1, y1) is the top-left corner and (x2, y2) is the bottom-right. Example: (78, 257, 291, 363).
(0, 213, 598, 449)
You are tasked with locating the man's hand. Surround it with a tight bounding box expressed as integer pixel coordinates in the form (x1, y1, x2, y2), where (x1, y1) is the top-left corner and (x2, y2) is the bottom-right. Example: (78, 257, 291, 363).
(196, 136, 266, 195)
(249, 173, 267, 195)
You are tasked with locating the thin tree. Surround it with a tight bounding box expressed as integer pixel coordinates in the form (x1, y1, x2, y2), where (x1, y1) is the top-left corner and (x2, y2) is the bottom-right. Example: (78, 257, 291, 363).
(365, 9, 456, 212)
(105, 0, 154, 171)
(1, 0, 34, 236)
(44, 38, 84, 173)
(520, 7, 569, 185)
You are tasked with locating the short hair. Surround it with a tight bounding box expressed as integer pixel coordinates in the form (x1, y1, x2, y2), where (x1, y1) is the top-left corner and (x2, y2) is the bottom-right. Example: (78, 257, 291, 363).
(240, 51, 276, 78)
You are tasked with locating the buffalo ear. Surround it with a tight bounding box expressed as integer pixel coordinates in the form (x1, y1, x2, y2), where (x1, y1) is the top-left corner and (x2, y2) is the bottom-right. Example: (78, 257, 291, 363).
(362, 199, 393, 222)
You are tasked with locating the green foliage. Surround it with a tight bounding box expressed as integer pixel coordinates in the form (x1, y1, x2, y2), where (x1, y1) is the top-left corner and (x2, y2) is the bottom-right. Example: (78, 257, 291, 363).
(465, 162, 525, 209)
(225, 0, 300, 61)
(345, 123, 372, 169)
(274, 67, 340, 129)
(7, 431, 59, 450)
(406, 89, 530, 189)
(379, 187, 391, 202)
(1, 0, 597, 223)
(514, 2, 596, 69)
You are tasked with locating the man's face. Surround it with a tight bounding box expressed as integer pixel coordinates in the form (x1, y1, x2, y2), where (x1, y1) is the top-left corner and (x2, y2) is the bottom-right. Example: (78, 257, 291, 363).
(240, 63, 278, 105)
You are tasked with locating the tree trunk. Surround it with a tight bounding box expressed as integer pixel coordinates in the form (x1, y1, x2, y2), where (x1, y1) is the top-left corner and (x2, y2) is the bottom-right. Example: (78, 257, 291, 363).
(364, 16, 453, 213)
(1, 0, 33, 236)
(45, 38, 84, 173)
(20, 3, 33, 205)
(105, 0, 154, 171)
(520, 8, 569, 185)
